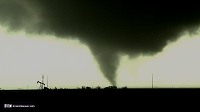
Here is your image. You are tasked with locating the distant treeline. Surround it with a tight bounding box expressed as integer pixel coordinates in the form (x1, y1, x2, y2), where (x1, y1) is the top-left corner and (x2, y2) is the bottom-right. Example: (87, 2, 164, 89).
(0, 86, 128, 90)
(49, 86, 128, 90)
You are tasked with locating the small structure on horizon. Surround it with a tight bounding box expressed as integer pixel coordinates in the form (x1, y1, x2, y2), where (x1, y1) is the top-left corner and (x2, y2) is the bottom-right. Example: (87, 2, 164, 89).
(37, 75, 49, 90)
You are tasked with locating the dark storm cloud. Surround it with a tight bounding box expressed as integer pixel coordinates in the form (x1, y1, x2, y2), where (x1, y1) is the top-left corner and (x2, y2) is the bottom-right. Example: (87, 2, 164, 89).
(1, 0, 200, 85)
(0, 0, 47, 33)
(0, 0, 29, 30)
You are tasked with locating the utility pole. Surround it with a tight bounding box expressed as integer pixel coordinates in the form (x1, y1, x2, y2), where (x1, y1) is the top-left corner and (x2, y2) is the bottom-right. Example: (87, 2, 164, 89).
(42, 75, 44, 89)
(152, 74, 154, 89)
(47, 75, 48, 88)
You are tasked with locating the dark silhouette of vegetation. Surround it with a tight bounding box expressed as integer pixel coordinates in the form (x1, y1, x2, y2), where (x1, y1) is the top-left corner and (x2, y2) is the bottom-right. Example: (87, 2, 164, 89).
(122, 86, 127, 89)
(104, 86, 117, 89)
(35, 75, 128, 90)
(36, 85, 129, 90)
(44, 87, 50, 90)
(81, 86, 92, 89)
(86, 87, 91, 89)
(95, 86, 101, 89)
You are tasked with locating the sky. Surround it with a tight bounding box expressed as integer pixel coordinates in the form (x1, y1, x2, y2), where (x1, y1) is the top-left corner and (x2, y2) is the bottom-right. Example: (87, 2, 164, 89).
(0, 0, 200, 89)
